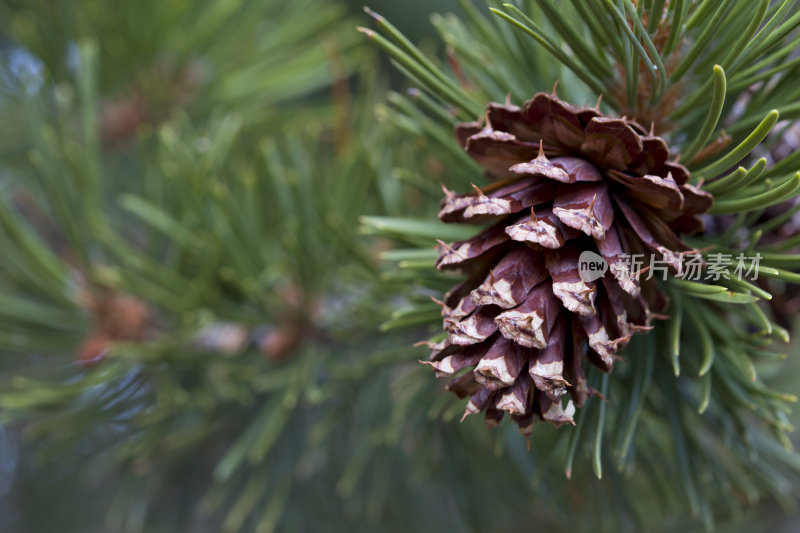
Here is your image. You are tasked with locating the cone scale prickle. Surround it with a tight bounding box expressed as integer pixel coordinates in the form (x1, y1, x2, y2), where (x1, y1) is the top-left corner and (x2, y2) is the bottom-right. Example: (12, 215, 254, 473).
(423, 91, 713, 436)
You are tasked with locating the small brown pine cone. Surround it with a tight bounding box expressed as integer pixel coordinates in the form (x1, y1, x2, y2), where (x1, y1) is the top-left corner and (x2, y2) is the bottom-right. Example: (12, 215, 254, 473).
(76, 288, 151, 366)
(425, 91, 713, 433)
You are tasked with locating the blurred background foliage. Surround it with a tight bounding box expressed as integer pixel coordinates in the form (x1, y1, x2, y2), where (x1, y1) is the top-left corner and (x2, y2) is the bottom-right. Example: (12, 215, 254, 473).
(1, 1, 800, 532)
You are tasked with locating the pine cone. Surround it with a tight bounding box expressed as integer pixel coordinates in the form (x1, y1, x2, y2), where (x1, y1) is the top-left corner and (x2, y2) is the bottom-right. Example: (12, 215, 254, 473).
(425, 91, 712, 436)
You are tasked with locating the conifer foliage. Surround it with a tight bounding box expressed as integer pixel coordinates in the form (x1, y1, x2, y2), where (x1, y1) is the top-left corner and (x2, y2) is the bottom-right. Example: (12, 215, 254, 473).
(363, 0, 800, 527)
(3, 0, 800, 531)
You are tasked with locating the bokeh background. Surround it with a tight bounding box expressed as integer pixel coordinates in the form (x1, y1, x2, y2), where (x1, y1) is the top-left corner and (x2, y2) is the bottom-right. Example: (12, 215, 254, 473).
(1, 1, 800, 532)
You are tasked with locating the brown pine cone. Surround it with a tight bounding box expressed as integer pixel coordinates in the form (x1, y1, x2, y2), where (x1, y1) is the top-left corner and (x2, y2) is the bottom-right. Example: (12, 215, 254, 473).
(424, 91, 713, 436)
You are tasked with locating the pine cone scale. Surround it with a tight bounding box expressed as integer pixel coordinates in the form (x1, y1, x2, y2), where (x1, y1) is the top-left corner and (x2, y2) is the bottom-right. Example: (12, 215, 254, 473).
(552, 182, 614, 238)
